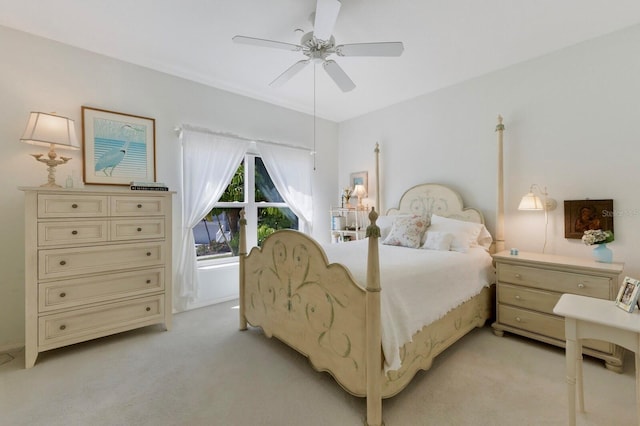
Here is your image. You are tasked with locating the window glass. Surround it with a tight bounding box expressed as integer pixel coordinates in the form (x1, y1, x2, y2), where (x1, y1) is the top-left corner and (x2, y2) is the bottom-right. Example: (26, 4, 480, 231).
(255, 157, 283, 202)
(258, 207, 298, 246)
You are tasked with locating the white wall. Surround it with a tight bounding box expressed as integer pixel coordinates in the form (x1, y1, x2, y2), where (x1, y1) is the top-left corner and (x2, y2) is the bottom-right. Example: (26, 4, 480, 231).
(0, 26, 338, 350)
(339, 24, 640, 278)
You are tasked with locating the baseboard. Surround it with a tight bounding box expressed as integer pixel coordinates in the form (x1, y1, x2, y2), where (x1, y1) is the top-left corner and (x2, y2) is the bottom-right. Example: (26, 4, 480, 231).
(0, 342, 24, 354)
(186, 295, 238, 310)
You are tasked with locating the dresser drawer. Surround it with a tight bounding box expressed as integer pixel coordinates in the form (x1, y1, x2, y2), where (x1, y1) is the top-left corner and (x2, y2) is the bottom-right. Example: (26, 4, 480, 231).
(39, 242, 165, 280)
(38, 194, 108, 218)
(38, 295, 164, 349)
(498, 305, 610, 353)
(39, 268, 164, 312)
(38, 220, 108, 246)
(111, 218, 165, 241)
(111, 196, 166, 216)
(498, 283, 560, 314)
(497, 263, 610, 298)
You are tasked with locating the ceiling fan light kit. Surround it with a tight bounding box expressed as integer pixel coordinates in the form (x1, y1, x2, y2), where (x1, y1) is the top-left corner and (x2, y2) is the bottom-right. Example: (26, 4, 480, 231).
(232, 0, 404, 92)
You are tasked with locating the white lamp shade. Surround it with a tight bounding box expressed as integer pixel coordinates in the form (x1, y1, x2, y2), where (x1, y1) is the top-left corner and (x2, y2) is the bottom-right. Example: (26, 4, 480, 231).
(518, 192, 544, 210)
(353, 184, 367, 198)
(20, 112, 80, 150)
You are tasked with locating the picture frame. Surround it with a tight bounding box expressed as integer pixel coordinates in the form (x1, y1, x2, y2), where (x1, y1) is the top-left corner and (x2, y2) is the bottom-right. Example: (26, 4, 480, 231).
(82, 106, 156, 185)
(564, 199, 614, 239)
(350, 171, 368, 194)
(615, 276, 640, 313)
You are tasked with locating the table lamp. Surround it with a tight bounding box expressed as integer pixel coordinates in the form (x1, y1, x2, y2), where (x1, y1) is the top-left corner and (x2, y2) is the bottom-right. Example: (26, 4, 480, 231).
(20, 112, 80, 188)
(353, 184, 367, 208)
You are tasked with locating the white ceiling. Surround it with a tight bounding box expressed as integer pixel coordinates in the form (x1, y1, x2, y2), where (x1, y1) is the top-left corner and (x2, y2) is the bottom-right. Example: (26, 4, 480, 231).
(2, 0, 640, 122)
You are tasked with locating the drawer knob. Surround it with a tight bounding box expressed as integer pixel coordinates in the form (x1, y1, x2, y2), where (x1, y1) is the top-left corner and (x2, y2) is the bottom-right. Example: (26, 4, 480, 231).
(137, 227, 142, 232)
(515, 295, 521, 300)
(59, 260, 66, 266)
(71, 230, 78, 235)
(515, 273, 522, 279)
(146, 252, 152, 256)
(516, 317, 522, 322)
(137, 204, 143, 208)
(146, 307, 151, 312)
(60, 292, 66, 298)
(146, 279, 151, 284)
(71, 203, 78, 209)
(59, 325, 66, 330)
(577, 283, 585, 289)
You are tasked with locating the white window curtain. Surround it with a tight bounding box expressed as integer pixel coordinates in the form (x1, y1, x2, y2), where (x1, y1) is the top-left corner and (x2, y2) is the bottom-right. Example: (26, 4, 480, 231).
(257, 142, 313, 233)
(176, 128, 250, 311)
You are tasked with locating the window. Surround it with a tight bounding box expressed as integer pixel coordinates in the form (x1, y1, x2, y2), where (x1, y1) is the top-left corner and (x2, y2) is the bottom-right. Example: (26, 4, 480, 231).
(194, 154, 299, 261)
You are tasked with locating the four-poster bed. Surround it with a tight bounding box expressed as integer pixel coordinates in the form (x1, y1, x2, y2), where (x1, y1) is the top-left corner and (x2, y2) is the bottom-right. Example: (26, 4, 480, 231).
(238, 117, 506, 425)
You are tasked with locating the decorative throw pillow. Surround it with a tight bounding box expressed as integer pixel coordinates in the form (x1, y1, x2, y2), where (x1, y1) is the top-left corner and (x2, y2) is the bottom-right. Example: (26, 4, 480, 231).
(382, 215, 429, 248)
(428, 214, 484, 253)
(421, 231, 454, 251)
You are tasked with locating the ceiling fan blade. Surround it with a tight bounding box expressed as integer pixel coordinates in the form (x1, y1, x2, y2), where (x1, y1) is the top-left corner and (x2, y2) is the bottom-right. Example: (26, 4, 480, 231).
(313, 0, 341, 42)
(270, 60, 310, 87)
(323, 60, 355, 92)
(336, 42, 404, 57)
(232, 35, 302, 52)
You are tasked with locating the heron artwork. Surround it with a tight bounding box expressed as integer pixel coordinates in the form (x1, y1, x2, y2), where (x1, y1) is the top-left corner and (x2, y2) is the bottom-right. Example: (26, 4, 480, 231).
(95, 124, 137, 176)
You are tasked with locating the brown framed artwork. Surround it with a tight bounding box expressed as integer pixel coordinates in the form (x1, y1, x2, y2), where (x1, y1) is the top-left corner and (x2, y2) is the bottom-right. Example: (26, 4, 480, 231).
(350, 171, 368, 194)
(564, 199, 614, 239)
(82, 106, 156, 185)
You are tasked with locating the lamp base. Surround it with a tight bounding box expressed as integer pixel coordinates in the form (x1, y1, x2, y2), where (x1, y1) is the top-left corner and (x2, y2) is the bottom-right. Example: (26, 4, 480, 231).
(40, 181, 63, 188)
(30, 146, 72, 189)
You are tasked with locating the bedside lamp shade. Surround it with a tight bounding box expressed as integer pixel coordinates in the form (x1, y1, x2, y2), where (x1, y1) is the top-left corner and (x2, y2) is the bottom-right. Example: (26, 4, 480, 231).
(518, 191, 544, 211)
(20, 112, 80, 188)
(353, 184, 367, 208)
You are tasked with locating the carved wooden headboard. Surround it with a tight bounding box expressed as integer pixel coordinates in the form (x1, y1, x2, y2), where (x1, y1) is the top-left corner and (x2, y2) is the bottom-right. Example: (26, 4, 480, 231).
(386, 183, 485, 224)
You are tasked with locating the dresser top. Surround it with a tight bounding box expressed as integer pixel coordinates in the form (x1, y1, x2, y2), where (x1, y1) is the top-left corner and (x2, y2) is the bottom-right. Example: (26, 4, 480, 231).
(19, 186, 175, 195)
(493, 250, 624, 274)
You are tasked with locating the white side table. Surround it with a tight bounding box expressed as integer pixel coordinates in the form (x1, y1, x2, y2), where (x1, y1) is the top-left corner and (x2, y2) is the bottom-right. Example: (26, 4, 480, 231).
(554, 294, 640, 426)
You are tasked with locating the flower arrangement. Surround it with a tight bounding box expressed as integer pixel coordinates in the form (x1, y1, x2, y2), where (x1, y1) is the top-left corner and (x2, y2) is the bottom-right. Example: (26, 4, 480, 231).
(342, 187, 352, 207)
(582, 229, 614, 246)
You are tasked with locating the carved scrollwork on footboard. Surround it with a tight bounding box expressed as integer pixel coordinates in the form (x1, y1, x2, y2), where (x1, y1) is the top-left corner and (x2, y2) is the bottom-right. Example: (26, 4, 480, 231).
(243, 230, 368, 396)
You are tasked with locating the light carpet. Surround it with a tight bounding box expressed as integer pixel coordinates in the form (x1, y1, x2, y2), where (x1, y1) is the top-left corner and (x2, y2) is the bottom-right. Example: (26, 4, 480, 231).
(0, 299, 636, 426)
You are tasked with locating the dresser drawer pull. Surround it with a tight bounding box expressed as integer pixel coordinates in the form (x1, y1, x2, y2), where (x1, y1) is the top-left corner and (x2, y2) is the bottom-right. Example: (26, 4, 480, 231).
(71, 203, 78, 209)
(59, 325, 66, 330)
(146, 279, 151, 284)
(137, 227, 142, 232)
(137, 204, 143, 208)
(577, 283, 585, 289)
(71, 230, 78, 235)
(515, 295, 521, 300)
(515, 317, 522, 322)
(60, 292, 66, 298)
(59, 260, 66, 266)
(146, 252, 152, 256)
(146, 307, 151, 312)
(515, 273, 522, 279)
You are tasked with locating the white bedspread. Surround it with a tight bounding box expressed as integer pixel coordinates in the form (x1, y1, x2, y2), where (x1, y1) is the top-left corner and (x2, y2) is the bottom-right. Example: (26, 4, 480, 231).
(322, 240, 494, 372)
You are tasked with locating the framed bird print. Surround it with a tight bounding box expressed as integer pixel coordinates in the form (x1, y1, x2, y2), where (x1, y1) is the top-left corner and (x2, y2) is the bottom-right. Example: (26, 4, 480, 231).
(82, 106, 156, 185)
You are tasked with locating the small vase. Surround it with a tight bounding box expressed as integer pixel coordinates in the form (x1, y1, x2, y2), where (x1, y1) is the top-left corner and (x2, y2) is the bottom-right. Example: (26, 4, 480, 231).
(592, 244, 613, 263)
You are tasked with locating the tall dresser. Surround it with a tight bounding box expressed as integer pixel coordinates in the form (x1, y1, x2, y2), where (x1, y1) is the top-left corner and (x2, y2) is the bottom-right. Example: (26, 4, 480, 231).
(21, 187, 173, 368)
(492, 250, 624, 372)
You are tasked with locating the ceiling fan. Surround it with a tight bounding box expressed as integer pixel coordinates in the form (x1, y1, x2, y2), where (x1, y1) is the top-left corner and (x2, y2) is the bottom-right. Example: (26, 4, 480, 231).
(232, 0, 404, 92)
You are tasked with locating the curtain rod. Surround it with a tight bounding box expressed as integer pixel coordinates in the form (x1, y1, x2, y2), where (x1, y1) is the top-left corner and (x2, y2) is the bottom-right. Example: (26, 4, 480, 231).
(175, 124, 314, 154)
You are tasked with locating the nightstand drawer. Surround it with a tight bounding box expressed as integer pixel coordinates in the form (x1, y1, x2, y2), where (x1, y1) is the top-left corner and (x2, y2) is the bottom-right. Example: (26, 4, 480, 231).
(39, 268, 164, 312)
(498, 283, 559, 314)
(111, 196, 166, 216)
(38, 221, 108, 246)
(498, 305, 610, 353)
(499, 305, 565, 341)
(38, 195, 108, 218)
(38, 295, 164, 349)
(498, 263, 610, 297)
(111, 218, 165, 240)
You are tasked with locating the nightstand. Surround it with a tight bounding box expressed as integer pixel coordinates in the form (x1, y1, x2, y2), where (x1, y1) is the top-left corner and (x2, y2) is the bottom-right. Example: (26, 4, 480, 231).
(492, 250, 625, 372)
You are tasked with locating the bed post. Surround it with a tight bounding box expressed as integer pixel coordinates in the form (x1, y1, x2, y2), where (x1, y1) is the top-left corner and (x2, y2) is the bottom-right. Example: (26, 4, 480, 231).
(495, 115, 505, 253)
(374, 143, 381, 214)
(238, 209, 247, 331)
(365, 208, 382, 426)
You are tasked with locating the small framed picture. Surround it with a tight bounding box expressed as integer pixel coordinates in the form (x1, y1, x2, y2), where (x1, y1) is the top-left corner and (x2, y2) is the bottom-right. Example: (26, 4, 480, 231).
(615, 277, 640, 313)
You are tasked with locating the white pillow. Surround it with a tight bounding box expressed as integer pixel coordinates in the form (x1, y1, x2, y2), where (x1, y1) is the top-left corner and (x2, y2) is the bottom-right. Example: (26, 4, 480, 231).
(477, 225, 493, 250)
(382, 215, 429, 249)
(428, 214, 484, 253)
(421, 231, 454, 251)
